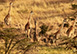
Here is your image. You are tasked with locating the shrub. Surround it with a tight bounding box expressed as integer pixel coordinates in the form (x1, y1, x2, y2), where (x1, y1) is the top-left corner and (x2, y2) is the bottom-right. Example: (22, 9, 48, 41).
(39, 24, 48, 35)
(71, 4, 77, 9)
(64, 23, 69, 27)
(0, 28, 38, 54)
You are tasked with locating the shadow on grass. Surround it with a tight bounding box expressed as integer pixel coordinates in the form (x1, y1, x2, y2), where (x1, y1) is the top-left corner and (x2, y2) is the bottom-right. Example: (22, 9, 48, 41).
(0, 28, 38, 54)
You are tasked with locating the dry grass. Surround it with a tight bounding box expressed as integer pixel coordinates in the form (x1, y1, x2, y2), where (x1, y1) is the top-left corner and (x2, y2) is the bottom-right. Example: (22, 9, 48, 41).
(0, 0, 76, 28)
(39, 46, 76, 54)
(0, 0, 76, 35)
(0, 0, 77, 54)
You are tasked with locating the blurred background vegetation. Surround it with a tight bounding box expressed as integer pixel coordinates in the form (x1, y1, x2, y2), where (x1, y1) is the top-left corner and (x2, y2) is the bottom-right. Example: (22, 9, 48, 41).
(0, 0, 77, 54)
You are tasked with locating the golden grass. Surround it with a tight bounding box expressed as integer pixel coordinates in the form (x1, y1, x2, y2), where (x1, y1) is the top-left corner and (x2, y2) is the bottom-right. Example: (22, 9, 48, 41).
(39, 46, 76, 54)
(0, 0, 77, 54)
(0, 0, 76, 28)
(0, 0, 77, 40)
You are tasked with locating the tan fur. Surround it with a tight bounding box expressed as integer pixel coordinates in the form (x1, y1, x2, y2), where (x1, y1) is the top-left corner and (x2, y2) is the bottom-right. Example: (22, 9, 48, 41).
(4, 2, 13, 26)
(25, 21, 30, 38)
(66, 26, 74, 37)
(54, 19, 67, 39)
(25, 11, 33, 38)
(66, 18, 77, 37)
(4, 13, 11, 25)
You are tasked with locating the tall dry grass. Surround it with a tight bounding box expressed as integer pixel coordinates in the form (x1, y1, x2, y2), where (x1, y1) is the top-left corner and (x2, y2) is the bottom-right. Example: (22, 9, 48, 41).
(0, 0, 76, 30)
